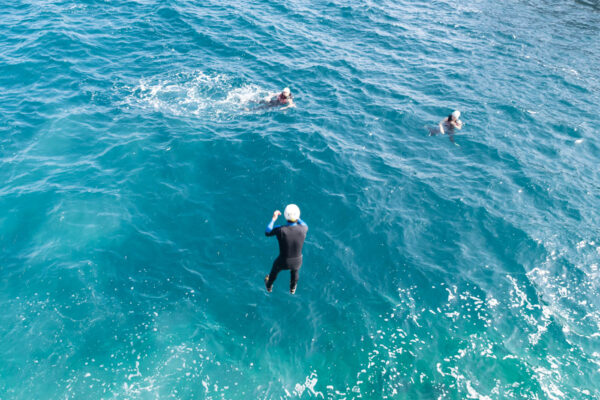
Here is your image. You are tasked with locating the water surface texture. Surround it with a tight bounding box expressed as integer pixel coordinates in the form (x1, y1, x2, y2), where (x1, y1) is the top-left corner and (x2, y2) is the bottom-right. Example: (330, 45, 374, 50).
(1, 0, 600, 398)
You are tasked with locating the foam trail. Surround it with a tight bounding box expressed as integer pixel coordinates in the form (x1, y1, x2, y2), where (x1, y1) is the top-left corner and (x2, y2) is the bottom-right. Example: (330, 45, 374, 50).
(124, 71, 267, 119)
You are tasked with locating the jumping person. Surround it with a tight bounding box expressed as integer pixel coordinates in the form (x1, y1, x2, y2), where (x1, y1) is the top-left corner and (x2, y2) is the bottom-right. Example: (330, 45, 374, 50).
(264, 204, 308, 294)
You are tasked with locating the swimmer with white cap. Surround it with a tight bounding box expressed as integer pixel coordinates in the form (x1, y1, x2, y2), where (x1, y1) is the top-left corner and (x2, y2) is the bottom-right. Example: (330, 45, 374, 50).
(439, 110, 463, 135)
(263, 87, 295, 109)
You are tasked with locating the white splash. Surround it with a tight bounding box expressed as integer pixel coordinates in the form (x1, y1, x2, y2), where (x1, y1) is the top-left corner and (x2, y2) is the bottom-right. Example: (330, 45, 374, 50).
(124, 71, 267, 119)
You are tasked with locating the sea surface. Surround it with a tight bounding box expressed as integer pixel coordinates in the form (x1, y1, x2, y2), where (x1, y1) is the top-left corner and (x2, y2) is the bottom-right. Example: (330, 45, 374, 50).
(1, 0, 600, 399)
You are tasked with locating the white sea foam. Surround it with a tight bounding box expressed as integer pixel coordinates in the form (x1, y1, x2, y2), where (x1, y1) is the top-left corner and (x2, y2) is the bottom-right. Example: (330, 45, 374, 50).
(124, 71, 267, 119)
(292, 372, 323, 398)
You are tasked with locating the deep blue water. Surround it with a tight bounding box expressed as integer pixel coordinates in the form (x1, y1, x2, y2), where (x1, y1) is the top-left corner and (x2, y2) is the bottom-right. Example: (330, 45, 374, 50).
(1, 0, 600, 398)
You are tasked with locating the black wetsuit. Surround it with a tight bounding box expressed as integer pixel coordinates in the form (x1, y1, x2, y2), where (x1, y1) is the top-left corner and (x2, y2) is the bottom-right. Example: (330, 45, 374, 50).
(265, 219, 308, 290)
(256, 94, 291, 109)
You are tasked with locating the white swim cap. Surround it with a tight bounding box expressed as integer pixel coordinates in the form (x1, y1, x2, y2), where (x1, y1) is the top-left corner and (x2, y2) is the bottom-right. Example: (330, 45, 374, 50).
(282, 87, 291, 96)
(284, 204, 300, 222)
(452, 110, 461, 119)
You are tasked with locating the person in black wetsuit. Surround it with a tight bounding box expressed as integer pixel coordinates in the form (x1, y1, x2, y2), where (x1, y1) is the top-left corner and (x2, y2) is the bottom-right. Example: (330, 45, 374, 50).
(264, 204, 308, 294)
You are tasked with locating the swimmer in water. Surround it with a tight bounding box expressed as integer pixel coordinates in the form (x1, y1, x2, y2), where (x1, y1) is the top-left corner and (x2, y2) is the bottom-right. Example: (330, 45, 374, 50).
(264, 204, 308, 294)
(430, 110, 464, 144)
(259, 87, 295, 110)
(439, 110, 463, 134)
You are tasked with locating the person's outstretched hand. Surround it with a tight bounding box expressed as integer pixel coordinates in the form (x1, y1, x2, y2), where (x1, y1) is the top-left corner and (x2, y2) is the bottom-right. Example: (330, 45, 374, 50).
(272, 210, 281, 220)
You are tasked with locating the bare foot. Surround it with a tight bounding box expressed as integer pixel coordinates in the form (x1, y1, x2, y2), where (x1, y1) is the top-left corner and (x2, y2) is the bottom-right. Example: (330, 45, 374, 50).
(264, 275, 272, 293)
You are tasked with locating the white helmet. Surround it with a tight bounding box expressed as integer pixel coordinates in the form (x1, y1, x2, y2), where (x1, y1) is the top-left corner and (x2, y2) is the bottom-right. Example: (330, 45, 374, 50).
(282, 87, 291, 97)
(452, 110, 461, 119)
(284, 204, 300, 222)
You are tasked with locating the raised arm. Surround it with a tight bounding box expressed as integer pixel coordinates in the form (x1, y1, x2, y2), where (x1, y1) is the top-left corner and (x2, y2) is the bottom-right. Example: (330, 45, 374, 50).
(265, 210, 282, 236)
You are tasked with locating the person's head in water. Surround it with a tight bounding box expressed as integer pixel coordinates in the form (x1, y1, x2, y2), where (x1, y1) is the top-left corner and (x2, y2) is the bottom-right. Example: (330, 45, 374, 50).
(437, 110, 463, 141)
(284, 204, 300, 223)
(278, 87, 292, 103)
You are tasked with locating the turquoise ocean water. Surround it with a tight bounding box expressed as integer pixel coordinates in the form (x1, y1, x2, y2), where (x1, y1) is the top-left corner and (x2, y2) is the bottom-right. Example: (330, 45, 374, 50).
(1, 0, 600, 398)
